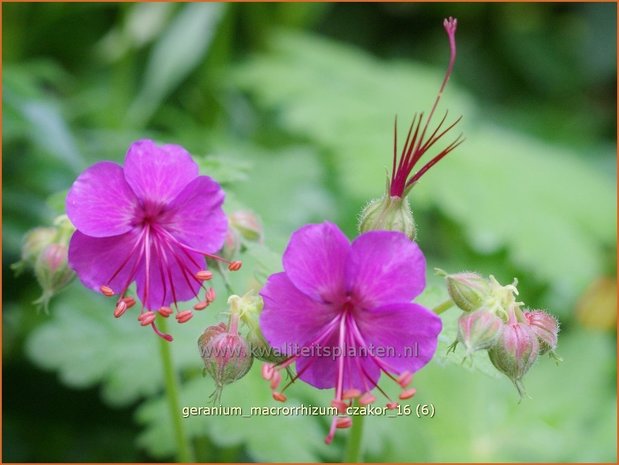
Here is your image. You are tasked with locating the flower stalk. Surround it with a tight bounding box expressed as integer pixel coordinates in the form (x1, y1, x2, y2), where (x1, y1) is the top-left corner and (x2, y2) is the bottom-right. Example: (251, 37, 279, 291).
(158, 317, 195, 462)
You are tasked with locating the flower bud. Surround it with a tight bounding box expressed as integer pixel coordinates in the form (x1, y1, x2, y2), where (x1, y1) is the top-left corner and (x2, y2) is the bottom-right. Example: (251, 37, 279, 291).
(457, 309, 503, 355)
(230, 292, 287, 364)
(358, 195, 416, 241)
(33, 243, 75, 312)
(221, 227, 241, 260)
(444, 271, 490, 312)
(525, 310, 559, 355)
(198, 322, 253, 403)
(19, 227, 57, 269)
(488, 322, 540, 397)
(229, 210, 263, 243)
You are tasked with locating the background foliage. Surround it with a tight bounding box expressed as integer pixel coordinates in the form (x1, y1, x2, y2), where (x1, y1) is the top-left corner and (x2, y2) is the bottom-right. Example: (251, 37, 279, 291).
(3, 2, 616, 462)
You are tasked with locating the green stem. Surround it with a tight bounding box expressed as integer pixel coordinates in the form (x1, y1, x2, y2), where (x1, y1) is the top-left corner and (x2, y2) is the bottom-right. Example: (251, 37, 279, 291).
(344, 407, 365, 463)
(432, 299, 454, 315)
(158, 318, 195, 463)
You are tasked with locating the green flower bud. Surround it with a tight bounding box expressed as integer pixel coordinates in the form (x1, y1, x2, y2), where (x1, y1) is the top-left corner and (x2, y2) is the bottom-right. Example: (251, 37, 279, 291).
(33, 243, 75, 312)
(358, 195, 416, 241)
(230, 292, 287, 364)
(444, 271, 491, 312)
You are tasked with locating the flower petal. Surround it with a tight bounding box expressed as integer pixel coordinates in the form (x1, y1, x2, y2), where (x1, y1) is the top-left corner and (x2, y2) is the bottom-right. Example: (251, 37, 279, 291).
(160, 176, 227, 252)
(355, 302, 442, 374)
(123, 140, 199, 205)
(68, 229, 143, 295)
(347, 231, 426, 308)
(135, 233, 204, 310)
(66, 162, 138, 237)
(260, 273, 339, 352)
(295, 338, 381, 391)
(282, 222, 350, 302)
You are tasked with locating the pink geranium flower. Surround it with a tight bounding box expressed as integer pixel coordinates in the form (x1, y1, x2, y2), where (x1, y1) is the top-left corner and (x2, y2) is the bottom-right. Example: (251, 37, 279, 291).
(66, 140, 239, 341)
(259, 222, 441, 443)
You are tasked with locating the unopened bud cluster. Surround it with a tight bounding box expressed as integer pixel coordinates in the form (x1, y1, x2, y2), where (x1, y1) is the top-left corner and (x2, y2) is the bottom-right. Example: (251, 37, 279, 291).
(440, 269, 561, 398)
(13, 215, 76, 312)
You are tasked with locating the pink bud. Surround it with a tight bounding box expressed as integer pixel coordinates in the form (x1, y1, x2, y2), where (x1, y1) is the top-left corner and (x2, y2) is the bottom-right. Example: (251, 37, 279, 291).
(198, 323, 253, 391)
(229, 210, 264, 242)
(525, 310, 559, 355)
(457, 309, 503, 354)
(488, 322, 540, 397)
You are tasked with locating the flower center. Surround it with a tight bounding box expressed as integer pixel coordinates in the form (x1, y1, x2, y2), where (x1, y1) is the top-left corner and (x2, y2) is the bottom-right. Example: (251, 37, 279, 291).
(260, 304, 418, 444)
(97, 217, 242, 341)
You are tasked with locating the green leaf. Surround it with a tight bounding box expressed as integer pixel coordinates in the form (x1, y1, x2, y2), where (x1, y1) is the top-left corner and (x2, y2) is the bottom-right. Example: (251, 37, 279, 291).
(128, 3, 224, 125)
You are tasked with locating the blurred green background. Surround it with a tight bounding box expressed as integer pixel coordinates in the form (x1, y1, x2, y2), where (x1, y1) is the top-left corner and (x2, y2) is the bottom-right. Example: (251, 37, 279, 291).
(3, 2, 616, 462)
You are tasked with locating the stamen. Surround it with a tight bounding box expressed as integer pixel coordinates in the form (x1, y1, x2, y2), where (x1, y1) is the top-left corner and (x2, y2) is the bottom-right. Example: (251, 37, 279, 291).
(193, 301, 209, 311)
(342, 389, 362, 400)
(138, 311, 157, 326)
(270, 370, 282, 390)
(228, 261, 242, 271)
(195, 270, 213, 281)
(205, 287, 216, 303)
(113, 300, 128, 318)
(151, 322, 173, 342)
(330, 400, 348, 414)
(325, 418, 338, 445)
(397, 371, 413, 388)
(159, 306, 173, 317)
(359, 392, 376, 405)
(262, 363, 275, 380)
(175, 310, 193, 323)
(399, 388, 417, 400)
(272, 392, 287, 402)
(336, 417, 353, 429)
(122, 296, 136, 308)
(100, 285, 115, 297)
(386, 401, 399, 410)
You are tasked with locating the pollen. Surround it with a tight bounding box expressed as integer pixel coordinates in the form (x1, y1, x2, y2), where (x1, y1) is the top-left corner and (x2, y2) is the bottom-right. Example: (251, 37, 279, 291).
(100, 285, 115, 296)
(176, 310, 193, 323)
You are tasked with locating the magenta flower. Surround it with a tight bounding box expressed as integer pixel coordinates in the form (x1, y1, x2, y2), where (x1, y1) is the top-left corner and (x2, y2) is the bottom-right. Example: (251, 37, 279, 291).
(259, 222, 441, 443)
(390, 17, 463, 198)
(66, 140, 240, 341)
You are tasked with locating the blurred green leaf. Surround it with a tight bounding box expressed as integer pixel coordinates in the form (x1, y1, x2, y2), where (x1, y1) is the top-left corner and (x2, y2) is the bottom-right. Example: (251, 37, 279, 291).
(128, 3, 224, 125)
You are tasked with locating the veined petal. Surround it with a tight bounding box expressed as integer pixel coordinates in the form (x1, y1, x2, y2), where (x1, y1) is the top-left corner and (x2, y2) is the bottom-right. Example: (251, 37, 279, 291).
(135, 232, 203, 310)
(68, 229, 144, 295)
(123, 140, 199, 205)
(295, 338, 381, 391)
(355, 302, 442, 374)
(160, 176, 227, 252)
(282, 222, 350, 302)
(66, 162, 138, 237)
(260, 273, 339, 352)
(348, 231, 426, 308)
